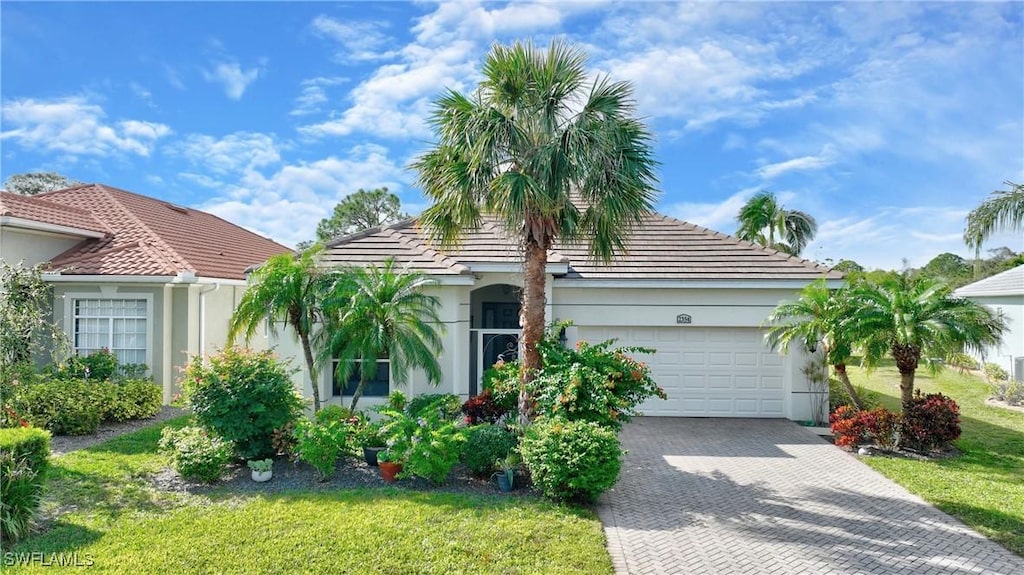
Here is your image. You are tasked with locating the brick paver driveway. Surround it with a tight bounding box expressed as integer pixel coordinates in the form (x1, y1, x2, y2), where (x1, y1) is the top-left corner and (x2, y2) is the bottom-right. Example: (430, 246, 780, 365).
(599, 418, 1024, 575)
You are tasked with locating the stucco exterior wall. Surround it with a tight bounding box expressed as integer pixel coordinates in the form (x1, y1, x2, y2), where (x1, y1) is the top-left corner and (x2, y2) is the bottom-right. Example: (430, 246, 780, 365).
(1, 228, 82, 268)
(966, 295, 1024, 378)
(271, 276, 817, 420)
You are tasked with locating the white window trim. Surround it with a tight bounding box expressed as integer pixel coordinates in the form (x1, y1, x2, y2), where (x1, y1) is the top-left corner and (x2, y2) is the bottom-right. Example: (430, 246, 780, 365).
(331, 358, 392, 397)
(63, 290, 154, 370)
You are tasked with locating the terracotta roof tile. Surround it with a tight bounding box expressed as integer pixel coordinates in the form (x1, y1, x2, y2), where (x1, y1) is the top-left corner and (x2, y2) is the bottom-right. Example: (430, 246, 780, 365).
(33, 184, 290, 280)
(323, 212, 842, 281)
(0, 191, 109, 235)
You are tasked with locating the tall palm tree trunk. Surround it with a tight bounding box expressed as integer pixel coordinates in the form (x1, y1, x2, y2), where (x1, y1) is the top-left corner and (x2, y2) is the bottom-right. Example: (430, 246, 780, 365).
(833, 363, 864, 411)
(299, 331, 322, 412)
(519, 236, 549, 424)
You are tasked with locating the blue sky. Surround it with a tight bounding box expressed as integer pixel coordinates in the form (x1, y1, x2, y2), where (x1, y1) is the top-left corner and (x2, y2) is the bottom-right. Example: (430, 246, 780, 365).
(2, 1, 1022, 270)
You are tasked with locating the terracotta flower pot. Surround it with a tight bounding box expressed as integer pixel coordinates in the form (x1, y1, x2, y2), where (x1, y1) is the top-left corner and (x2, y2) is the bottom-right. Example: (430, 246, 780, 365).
(379, 461, 403, 483)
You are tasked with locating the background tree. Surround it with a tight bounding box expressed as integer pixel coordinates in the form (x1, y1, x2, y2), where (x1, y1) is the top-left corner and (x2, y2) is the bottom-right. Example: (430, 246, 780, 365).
(315, 187, 408, 243)
(228, 247, 331, 411)
(831, 259, 864, 274)
(0, 262, 68, 375)
(322, 259, 444, 410)
(736, 190, 818, 256)
(914, 252, 973, 288)
(850, 273, 1006, 413)
(413, 40, 659, 422)
(3, 172, 83, 196)
(764, 280, 865, 411)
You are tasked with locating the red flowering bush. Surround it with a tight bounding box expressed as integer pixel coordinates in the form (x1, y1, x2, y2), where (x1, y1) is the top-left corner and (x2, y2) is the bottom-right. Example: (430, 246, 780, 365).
(829, 405, 867, 449)
(901, 391, 961, 452)
(858, 407, 902, 452)
(461, 389, 509, 424)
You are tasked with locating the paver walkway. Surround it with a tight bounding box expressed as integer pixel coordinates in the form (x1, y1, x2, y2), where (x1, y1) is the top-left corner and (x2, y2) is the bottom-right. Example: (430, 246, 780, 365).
(599, 418, 1024, 575)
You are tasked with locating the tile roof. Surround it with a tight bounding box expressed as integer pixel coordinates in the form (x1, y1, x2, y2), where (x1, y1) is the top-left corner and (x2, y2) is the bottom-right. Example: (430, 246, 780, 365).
(954, 264, 1024, 297)
(0, 191, 108, 235)
(324, 213, 842, 282)
(28, 184, 290, 280)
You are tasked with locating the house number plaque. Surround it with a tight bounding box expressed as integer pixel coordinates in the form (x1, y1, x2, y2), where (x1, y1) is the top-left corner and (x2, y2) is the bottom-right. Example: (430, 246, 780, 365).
(676, 314, 692, 324)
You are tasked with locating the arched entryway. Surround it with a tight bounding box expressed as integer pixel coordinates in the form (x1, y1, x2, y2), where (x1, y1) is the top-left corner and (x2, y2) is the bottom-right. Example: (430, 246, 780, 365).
(469, 283, 521, 396)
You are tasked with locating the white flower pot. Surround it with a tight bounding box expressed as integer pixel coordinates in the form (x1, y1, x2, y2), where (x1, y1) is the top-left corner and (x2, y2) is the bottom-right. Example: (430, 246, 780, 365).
(251, 469, 273, 482)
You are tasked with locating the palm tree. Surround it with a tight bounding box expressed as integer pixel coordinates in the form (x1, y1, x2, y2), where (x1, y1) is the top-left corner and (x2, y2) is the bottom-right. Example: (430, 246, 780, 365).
(412, 40, 659, 420)
(322, 259, 444, 410)
(964, 181, 1024, 276)
(850, 274, 1006, 412)
(229, 246, 331, 412)
(764, 280, 865, 411)
(736, 190, 817, 256)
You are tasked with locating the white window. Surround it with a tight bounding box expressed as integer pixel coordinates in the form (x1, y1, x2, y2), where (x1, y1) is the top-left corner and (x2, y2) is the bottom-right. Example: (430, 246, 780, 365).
(72, 298, 149, 366)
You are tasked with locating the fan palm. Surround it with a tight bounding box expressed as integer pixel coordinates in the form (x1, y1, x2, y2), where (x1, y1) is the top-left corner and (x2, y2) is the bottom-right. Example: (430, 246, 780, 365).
(321, 259, 444, 410)
(412, 39, 659, 421)
(850, 274, 1006, 412)
(764, 280, 865, 410)
(736, 190, 817, 256)
(964, 181, 1024, 274)
(229, 246, 331, 412)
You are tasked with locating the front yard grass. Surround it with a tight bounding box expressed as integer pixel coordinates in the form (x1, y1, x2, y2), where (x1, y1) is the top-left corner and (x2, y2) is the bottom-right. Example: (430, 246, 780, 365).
(848, 363, 1024, 556)
(5, 417, 613, 574)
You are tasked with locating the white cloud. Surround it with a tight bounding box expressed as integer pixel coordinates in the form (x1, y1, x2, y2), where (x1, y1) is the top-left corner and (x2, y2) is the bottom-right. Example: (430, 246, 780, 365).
(203, 60, 262, 100)
(411, 1, 565, 45)
(311, 15, 397, 61)
(169, 132, 281, 175)
(0, 96, 171, 157)
(130, 82, 155, 107)
(290, 76, 347, 116)
(755, 146, 836, 180)
(299, 40, 478, 139)
(662, 188, 759, 233)
(199, 144, 409, 247)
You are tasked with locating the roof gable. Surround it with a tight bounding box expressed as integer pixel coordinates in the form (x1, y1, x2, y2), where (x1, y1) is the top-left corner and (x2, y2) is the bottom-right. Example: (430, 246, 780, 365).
(32, 184, 290, 280)
(323, 213, 842, 282)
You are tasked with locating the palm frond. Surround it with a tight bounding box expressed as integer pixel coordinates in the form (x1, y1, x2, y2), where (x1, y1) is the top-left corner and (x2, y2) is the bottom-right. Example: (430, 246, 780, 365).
(964, 181, 1024, 249)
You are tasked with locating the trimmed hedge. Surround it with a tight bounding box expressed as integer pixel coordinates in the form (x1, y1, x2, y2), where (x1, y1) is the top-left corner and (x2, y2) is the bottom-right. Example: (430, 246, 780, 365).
(463, 424, 518, 478)
(5, 378, 162, 435)
(0, 427, 51, 542)
(521, 418, 622, 503)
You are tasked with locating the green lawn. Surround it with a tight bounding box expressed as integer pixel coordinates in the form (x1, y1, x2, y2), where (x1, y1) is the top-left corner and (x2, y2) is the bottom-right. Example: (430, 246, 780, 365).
(4, 417, 612, 574)
(848, 363, 1024, 556)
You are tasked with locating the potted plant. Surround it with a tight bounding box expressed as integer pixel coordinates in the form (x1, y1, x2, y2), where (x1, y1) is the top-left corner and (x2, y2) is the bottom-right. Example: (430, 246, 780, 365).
(357, 423, 387, 467)
(376, 449, 403, 483)
(247, 458, 274, 482)
(494, 452, 519, 492)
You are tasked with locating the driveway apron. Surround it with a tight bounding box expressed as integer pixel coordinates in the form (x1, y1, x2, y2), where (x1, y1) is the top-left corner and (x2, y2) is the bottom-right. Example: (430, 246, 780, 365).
(598, 417, 1024, 575)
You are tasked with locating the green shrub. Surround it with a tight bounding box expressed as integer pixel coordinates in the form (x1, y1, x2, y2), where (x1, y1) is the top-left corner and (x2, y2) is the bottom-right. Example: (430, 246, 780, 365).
(947, 352, 979, 373)
(520, 418, 622, 503)
(104, 380, 162, 422)
(407, 393, 462, 420)
(463, 424, 518, 478)
(983, 362, 1010, 382)
(992, 380, 1024, 406)
(182, 347, 304, 459)
(159, 426, 233, 483)
(0, 428, 52, 542)
(54, 349, 119, 382)
(294, 419, 350, 480)
(315, 404, 355, 425)
(9, 378, 104, 435)
(901, 391, 961, 452)
(379, 406, 466, 484)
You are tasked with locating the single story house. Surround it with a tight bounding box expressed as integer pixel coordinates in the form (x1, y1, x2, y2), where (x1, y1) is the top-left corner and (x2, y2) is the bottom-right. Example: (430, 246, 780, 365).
(0, 184, 291, 401)
(273, 214, 843, 422)
(953, 264, 1024, 380)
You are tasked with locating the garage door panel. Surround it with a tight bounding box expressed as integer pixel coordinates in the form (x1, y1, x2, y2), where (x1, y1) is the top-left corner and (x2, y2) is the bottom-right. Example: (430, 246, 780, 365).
(578, 326, 787, 418)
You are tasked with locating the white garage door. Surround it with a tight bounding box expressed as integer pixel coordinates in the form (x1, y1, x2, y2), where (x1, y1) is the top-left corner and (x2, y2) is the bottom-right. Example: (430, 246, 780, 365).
(578, 327, 787, 417)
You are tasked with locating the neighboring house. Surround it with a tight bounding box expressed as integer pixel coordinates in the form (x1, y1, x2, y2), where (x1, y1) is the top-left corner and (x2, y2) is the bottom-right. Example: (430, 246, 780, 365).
(0, 185, 291, 401)
(954, 265, 1024, 380)
(274, 214, 843, 422)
